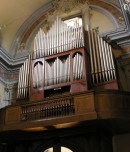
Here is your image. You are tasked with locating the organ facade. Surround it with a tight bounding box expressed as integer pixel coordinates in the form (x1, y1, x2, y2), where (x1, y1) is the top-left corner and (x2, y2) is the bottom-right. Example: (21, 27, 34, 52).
(17, 16, 118, 102)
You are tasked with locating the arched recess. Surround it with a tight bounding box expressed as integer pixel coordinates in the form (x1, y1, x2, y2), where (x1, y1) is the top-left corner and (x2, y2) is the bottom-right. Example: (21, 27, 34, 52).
(11, 0, 123, 57)
(33, 139, 82, 152)
(25, 5, 120, 53)
(90, 5, 120, 31)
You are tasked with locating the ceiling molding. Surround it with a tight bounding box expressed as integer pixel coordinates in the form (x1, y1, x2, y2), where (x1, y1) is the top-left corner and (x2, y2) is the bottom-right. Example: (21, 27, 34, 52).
(91, 5, 120, 29)
(0, 47, 28, 71)
(0, 76, 17, 86)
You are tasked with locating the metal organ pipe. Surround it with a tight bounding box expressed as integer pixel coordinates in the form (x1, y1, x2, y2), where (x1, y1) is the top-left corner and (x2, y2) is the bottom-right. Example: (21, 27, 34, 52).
(73, 53, 83, 80)
(97, 35, 105, 82)
(17, 67, 22, 99)
(33, 17, 84, 59)
(87, 25, 94, 83)
(17, 55, 31, 99)
(109, 45, 116, 79)
(44, 55, 71, 86)
(103, 40, 111, 80)
(91, 30, 98, 83)
(88, 28, 117, 85)
(32, 61, 44, 89)
(93, 29, 102, 82)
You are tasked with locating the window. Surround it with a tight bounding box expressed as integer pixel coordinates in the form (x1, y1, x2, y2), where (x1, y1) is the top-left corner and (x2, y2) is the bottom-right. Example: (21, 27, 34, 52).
(43, 146, 73, 152)
(64, 16, 82, 27)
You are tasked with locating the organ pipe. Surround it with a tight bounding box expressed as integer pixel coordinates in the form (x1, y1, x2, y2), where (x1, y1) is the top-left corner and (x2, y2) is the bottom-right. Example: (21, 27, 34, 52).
(44, 56, 71, 86)
(73, 53, 83, 80)
(33, 17, 84, 59)
(17, 55, 31, 99)
(88, 28, 117, 84)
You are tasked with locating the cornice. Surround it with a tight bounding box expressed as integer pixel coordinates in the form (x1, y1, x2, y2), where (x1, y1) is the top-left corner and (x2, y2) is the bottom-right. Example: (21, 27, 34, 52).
(0, 47, 28, 71)
(0, 76, 17, 86)
(104, 0, 130, 47)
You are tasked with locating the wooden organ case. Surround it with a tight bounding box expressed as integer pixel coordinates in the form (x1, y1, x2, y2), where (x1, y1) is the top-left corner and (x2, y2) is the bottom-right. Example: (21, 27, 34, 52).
(17, 17, 118, 102)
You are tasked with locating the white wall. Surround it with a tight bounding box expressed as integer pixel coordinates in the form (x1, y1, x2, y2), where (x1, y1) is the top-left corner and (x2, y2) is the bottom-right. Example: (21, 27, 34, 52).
(90, 9, 115, 33)
(0, 82, 7, 108)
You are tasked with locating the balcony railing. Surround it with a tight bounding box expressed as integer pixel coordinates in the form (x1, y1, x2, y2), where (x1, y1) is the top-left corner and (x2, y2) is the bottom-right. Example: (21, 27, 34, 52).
(21, 97, 74, 121)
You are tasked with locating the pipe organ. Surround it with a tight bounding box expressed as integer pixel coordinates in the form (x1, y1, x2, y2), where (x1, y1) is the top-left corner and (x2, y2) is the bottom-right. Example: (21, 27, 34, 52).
(17, 16, 118, 101)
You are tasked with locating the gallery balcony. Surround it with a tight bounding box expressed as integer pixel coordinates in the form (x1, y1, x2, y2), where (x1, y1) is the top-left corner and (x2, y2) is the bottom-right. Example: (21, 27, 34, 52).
(0, 90, 130, 133)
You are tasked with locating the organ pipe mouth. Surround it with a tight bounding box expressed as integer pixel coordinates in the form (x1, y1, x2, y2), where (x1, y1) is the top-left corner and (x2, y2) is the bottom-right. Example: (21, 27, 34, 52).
(34, 61, 43, 67)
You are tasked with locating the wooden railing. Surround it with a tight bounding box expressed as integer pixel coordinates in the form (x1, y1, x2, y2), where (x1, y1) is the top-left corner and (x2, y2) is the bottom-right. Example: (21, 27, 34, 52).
(21, 97, 74, 121)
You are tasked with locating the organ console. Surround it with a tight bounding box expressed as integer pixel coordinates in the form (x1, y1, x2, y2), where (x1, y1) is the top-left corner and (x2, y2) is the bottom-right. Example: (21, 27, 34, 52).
(17, 16, 118, 102)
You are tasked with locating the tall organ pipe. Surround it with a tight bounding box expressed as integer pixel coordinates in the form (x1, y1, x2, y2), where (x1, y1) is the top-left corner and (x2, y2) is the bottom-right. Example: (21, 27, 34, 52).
(109, 45, 116, 79)
(93, 29, 102, 81)
(17, 56, 31, 99)
(91, 30, 98, 83)
(88, 27, 116, 85)
(33, 17, 84, 58)
(87, 26, 94, 83)
(100, 38, 108, 81)
(97, 35, 105, 82)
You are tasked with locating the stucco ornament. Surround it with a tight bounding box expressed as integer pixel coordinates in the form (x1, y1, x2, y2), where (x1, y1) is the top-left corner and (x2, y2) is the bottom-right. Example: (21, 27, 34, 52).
(124, 0, 130, 13)
(47, 0, 89, 27)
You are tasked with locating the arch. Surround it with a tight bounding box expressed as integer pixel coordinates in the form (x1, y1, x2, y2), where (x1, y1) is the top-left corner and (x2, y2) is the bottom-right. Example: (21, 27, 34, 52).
(32, 139, 82, 152)
(90, 5, 119, 30)
(10, 0, 123, 56)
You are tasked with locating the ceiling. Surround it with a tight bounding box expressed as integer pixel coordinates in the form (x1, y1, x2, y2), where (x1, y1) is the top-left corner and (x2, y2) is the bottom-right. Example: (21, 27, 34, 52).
(0, 0, 121, 54)
(0, 0, 52, 52)
(0, 0, 120, 26)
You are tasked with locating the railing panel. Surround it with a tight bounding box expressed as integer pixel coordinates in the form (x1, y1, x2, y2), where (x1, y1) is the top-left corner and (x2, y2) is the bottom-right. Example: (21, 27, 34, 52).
(21, 97, 75, 121)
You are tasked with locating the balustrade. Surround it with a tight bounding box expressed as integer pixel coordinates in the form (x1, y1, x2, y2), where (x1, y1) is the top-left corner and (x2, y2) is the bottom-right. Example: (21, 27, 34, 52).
(21, 97, 74, 121)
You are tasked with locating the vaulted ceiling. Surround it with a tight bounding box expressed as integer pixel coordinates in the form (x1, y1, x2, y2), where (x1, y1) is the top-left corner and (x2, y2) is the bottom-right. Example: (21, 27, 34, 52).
(0, 0, 124, 57)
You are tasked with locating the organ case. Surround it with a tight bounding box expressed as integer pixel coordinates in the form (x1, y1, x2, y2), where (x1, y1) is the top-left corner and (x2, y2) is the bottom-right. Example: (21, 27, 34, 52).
(17, 16, 119, 102)
(29, 47, 88, 101)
